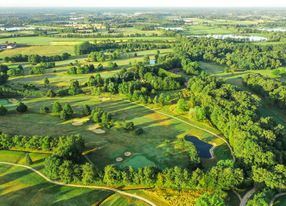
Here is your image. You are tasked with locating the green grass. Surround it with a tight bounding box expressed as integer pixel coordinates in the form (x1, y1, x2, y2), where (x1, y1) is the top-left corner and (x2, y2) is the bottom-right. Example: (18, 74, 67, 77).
(0, 93, 230, 170)
(0, 45, 75, 58)
(0, 99, 10, 106)
(0, 163, 114, 206)
(118, 154, 156, 170)
(184, 25, 238, 35)
(7, 48, 172, 87)
(100, 192, 149, 206)
(274, 195, 286, 206)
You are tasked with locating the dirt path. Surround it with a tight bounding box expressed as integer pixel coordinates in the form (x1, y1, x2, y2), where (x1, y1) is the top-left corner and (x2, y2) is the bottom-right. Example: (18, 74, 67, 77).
(0, 161, 156, 206)
(240, 188, 256, 206)
(269, 192, 286, 206)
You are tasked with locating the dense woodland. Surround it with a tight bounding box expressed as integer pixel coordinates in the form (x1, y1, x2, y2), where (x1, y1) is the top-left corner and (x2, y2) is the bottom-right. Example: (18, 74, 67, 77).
(175, 37, 286, 70)
(243, 73, 286, 109)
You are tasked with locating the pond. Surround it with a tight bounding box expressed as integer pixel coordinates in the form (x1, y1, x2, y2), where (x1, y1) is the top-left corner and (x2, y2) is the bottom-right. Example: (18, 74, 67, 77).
(259, 28, 286, 32)
(191, 34, 267, 42)
(185, 135, 213, 159)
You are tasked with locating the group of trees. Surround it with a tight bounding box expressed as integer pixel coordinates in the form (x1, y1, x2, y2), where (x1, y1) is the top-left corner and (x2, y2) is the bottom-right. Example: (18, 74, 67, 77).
(4, 53, 71, 64)
(74, 40, 172, 55)
(0, 86, 22, 98)
(51, 102, 74, 120)
(30, 62, 55, 74)
(88, 50, 122, 62)
(243, 73, 286, 109)
(0, 132, 84, 158)
(43, 157, 243, 199)
(0, 65, 9, 85)
(67, 63, 104, 75)
(90, 62, 184, 105)
(175, 37, 286, 70)
(0, 102, 27, 115)
(47, 80, 83, 97)
(188, 75, 286, 189)
(7, 65, 24, 76)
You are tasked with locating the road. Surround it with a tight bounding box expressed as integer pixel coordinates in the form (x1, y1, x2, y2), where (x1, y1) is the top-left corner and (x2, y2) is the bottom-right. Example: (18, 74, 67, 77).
(0, 161, 156, 206)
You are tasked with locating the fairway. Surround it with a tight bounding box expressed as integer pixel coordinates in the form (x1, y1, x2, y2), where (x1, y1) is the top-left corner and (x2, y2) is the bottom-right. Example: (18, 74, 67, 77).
(1, 6, 285, 206)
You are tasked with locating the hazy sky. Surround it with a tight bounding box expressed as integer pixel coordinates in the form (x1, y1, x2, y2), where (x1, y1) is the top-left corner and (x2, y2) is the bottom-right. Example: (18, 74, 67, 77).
(1, 0, 286, 8)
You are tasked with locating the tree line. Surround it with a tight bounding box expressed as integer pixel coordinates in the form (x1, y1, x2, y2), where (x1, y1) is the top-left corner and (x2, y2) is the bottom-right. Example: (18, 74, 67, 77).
(4, 53, 71, 64)
(175, 37, 286, 71)
(243, 73, 286, 109)
(187, 75, 286, 189)
(75, 40, 172, 55)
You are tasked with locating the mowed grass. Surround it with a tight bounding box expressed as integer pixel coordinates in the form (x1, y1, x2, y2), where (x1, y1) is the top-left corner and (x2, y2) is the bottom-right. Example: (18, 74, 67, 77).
(100, 193, 149, 206)
(0, 45, 75, 58)
(0, 163, 114, 206)
(7, 48, 172, 87)
(0, 93, 231, 170)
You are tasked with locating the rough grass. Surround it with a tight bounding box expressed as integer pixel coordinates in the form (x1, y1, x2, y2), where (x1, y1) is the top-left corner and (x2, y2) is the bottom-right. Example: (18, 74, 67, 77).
(0, 163, 114, 206)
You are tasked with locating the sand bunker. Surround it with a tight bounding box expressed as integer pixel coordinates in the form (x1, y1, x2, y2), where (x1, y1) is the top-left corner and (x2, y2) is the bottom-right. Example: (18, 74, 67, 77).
(124, 152, 132, 157)
(88, 124, 106, 134)
(101, 97, 111, 101)
(116, 157, 123, 162)
(72, 117, 89, 126)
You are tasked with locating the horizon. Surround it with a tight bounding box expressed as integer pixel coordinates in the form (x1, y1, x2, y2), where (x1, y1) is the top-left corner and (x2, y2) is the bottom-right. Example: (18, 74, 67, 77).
(1, 0, 286, 8)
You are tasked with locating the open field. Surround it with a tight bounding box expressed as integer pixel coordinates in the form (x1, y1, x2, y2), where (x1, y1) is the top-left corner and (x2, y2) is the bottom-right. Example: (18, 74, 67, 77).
(7, 48, 172, 87)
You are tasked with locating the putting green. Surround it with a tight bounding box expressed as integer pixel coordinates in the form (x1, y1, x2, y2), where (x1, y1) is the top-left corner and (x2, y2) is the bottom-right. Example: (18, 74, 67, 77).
(0, 99, 10, 106)
(119, 154, 156, 169)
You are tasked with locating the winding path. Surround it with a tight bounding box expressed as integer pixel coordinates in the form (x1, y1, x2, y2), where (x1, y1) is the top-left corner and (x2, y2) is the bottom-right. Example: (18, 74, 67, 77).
(269, 192, 286, 206)
(0, 161, 156, 206)
(239, 188, 256, 206)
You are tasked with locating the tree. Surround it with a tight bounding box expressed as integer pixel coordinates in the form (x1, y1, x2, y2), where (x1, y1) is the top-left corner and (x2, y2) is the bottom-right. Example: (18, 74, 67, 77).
(176, 98, 189, 112)
(81, 163, 95, 184)
(59, 160, 74, 183)
(44, 155, 62, 179)
(25, 153, 32, 165)
(16, 102, 28, 113)
(44, 77, 50, 87)
(195, 193, 225, 206)
(46, 89, 56, 97)
(40, 106, 50, 114)
(82, 104, 91, 116)
(63, 104, 73, 118)
(60, 110, 69, 120)
(52, 102, 62, 114)
(0, 105, 7, 115)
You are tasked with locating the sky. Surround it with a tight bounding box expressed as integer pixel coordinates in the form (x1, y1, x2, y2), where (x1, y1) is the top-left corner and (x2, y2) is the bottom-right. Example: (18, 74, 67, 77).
(1, 0, 286, 8)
